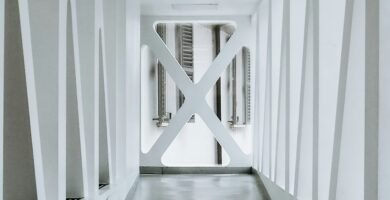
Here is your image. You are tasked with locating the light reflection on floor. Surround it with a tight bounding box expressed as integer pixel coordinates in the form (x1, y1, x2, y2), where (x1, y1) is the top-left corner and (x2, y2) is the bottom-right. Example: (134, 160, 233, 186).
(127, 174, 267, 200)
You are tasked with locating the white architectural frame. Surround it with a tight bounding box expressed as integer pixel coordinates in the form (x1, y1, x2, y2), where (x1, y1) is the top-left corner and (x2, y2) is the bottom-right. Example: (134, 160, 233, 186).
(140, 16, 254, 167)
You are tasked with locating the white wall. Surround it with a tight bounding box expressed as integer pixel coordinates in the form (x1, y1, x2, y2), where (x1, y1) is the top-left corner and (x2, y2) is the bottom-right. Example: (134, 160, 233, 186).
(379, 0, 390, 199)
(254, 0, 386, 200)
(0, 0, 141, 199)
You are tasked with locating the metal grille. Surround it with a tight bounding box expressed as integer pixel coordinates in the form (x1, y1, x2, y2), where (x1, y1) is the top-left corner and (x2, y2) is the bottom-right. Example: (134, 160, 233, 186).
(177, 24, 194, 80)
(153, 24, 171, 127)
(156, 24, 167, 119)
(176, 24, 195, 122)
(243, 48, 251, 123)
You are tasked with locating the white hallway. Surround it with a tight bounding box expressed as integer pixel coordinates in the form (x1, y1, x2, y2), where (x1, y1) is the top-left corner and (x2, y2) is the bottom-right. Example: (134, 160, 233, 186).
(0, 0, 389, 200)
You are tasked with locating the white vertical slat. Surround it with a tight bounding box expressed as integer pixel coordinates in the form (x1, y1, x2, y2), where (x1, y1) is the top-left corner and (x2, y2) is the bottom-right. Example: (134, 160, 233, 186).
(274, 0, 290, 189)
(365, 0, 379, 199)
(327, 0, 355, 199)
(312, 0, 319, 199)
(253, 11, 261, 171)
(260, 0, 273, 173)
(58, 0, 67, 199)
(93, 0, 101, 197)
(70, 0, 90, 196)
(98, 0, 114, 184)
(18, 0, 47, 199)
(267, 0, 273, 177)
(284, 0, 291, 191)
(102, 0, 119, 184)
(0, 0, 4, 199)
(99, 0, 116, 184)
(271, 0, 283, 181)
(115, 0, 127, 183)
(379, 0, 390, 199)
(72, 0, 97, 197)
(293, 0, 311, 196)
(290, 0, 306, 194)
(258, 0, 271, 174)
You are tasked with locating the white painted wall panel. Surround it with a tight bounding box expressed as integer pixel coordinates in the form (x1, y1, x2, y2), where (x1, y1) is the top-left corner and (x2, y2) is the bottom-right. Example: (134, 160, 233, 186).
(255, 0, 270, 174)
(126, 0, 141, 179)
(254, 0, 382, 199)
(1, 0, 141, 198)
(379, 0, 390, 199)
(28, 1, 60, 197)
(271, 0, 283, 181)
(0, 0, 4, 199)
(317, 0, 345, 199)
(289, 0, 306, 194)
(335, 1, 365, 200)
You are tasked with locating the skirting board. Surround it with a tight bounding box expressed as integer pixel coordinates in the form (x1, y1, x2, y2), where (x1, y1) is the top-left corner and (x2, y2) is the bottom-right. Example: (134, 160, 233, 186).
(252, 169, 295, 200)
(140, 167, 252, 174)
(123, 177, 140, 200)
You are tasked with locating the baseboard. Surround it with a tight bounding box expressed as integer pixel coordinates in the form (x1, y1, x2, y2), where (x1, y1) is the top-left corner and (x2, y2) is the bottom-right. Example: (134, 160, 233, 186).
(252, 168, 295, 200)
(123, 176, 140, 200)
(140, 166, 252, 174)
(95, 173, 140, 200)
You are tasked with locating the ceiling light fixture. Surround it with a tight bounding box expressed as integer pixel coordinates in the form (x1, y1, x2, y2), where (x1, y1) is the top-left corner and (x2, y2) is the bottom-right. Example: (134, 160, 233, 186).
(171, 3, 219, 10)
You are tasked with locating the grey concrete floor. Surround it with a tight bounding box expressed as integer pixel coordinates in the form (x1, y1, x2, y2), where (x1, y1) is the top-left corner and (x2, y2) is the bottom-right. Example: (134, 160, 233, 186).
(126, 174, 268, 200)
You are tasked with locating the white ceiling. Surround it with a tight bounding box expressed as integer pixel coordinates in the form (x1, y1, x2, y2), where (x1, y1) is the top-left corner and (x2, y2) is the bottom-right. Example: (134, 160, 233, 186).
(141, 0, 261, 16)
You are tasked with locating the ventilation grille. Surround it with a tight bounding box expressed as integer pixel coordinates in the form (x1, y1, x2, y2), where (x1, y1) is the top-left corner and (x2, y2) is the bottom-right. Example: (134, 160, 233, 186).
(154, 24, 171, 127)
(177, 24, 194, 80)
(176, 24, 195, 122)
(243, 48, 251, 123)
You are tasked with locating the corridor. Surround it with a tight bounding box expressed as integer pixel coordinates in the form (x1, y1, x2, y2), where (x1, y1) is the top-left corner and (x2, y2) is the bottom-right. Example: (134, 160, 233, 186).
(0, 0, 389, 199)
(126, 174, 268, 200)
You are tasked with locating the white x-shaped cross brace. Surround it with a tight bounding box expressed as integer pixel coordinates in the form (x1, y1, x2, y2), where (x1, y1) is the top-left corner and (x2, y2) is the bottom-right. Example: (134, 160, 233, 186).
(141, 18, 252, 167)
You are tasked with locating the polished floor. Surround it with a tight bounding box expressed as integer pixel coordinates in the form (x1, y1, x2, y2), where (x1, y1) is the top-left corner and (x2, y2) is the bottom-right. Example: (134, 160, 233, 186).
(126, 174, 268, 200)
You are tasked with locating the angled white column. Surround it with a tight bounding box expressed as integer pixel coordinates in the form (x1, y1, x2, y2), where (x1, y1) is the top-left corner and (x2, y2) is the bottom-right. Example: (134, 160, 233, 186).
(294, 0, 315, 199)
(327, 0, 355, 199)
(3, 0, 46, 199)
(27, 0, 61, 199)
(114, 0, 127, 183)
(0, 0, 4, 199)
(274, 0, 290, 190)
(125, 0, 140, 183)
(98, 29, 112, 186)
(102, 0, 118, 184)
(72, 0, 98, 197)
(365, 0, 379, 199)
(260, 0, 272, 177)
(379, 1, 390, 199)
(64, 1, 88, 198)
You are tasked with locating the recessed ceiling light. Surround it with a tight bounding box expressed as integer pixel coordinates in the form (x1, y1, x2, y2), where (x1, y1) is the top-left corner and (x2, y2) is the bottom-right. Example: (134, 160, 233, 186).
(171, 3, 219, 10)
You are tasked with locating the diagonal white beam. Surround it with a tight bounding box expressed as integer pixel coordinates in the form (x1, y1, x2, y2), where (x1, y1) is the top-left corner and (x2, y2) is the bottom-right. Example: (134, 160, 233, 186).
(143, 26, 194, 97)
(196, 102, 250, 166)
(141, 101, 193, 165)
(196, 27, 250, 95)
(141, 20, 252, 166)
